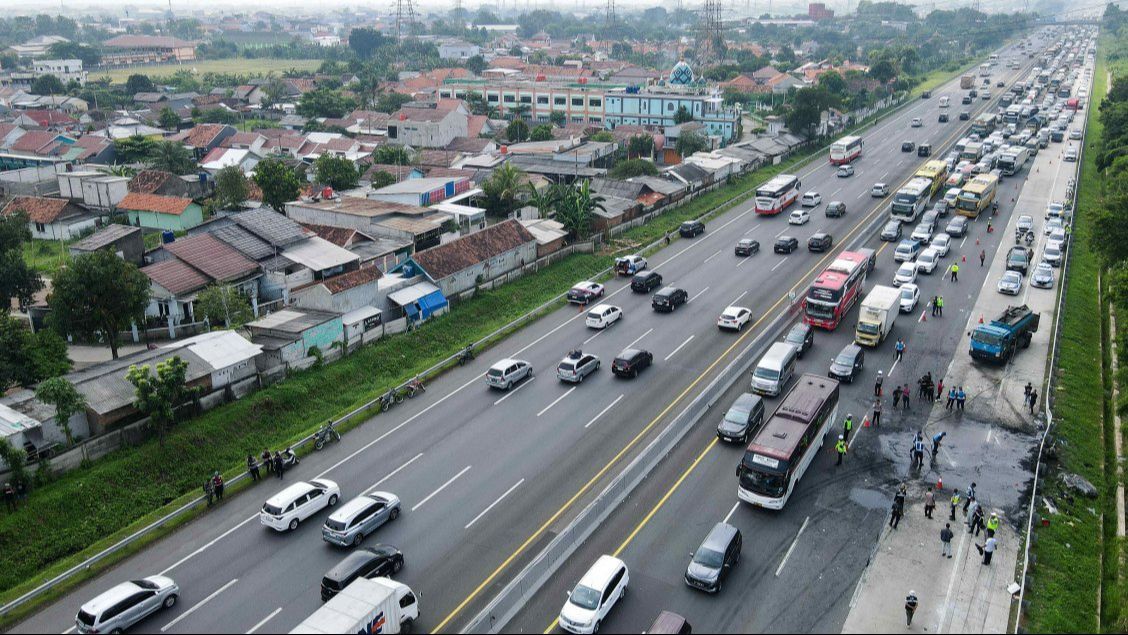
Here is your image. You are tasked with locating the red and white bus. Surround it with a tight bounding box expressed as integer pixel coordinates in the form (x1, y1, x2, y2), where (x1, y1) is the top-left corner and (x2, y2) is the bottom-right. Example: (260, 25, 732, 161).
(804, 251, 869, 330)
(737, 374, 840, 510)
(829, 135, 864, 165)
(754, 174, 801, 215)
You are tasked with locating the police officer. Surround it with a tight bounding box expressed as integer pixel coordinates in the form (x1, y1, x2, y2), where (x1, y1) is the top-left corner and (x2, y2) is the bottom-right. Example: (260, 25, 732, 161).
(836, 435, 848, 466)
(843, 414, 854, 442)
(986, 512, 1000, 538)
(936, 295, 944, 317)
(951, 263, 960, 282)
(950, 488, 961, 520)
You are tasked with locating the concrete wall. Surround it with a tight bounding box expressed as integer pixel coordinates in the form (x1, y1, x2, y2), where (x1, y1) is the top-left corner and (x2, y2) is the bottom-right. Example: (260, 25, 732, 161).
(28, 216, 99, 240)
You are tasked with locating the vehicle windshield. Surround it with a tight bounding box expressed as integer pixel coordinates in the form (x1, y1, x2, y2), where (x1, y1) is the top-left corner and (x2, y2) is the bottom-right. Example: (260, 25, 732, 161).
(263, 503, 283, 516)
(132, 579, 159, 590)
(325, 518, 348, 531)
(901, 289, 916, 301)
(754, 367, 780, 381)
(899, 265, 915, 276)
(487, 368, 504, 377)
(857, 322, 880, 335)
(569, 585, 601, 611)
(724, 407, 750, 425)
(834, 351, 856, 366)
(693, 547, 725, 568)
(558, 361, 578, 372)
(973, 331, 1003, 347)
(740, 460, 788, 497)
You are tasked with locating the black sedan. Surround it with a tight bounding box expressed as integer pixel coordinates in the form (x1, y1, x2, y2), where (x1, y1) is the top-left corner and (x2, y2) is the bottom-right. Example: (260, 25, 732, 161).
(774, 236, 799, 254)
(735, 238, 760, 256)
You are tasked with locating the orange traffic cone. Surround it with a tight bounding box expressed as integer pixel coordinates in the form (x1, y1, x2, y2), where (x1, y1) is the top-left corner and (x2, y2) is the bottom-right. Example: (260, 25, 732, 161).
(863, 415, 871, 428)
(976, 238, 980, 245)
(922, 312, 927, 322)
(962, 255, 966, 263)
(938, 475, 944, 491)
(979, 315, 984, 324)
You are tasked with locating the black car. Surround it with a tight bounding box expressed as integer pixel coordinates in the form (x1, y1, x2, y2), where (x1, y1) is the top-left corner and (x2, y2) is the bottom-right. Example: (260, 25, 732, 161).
(962, 95, 973, 105)
(938, 113, 950, 123)
(612, 348, 654, 378)
(808, 232, 833, 252)
(679, 220, 705, 238)
(921, 90, 932, 99)
(631, 270, 663, 293)
(774, 236, 799, 254)
(959, 111, 971, 120)
(321, 545, 404, 601)
(825, 201, 847, 218)
(828, 343, 865, 383)
(969, 89, 978, 98)
(880, 220, 903, 242)
(783, 322, 814, 358)
(717, 393, 764, 444)
(945, 216, 968, 237)
(901, 141, 915, 152)
(918, 143, 932, 157)
(1006, 246, 1033, 275)
(685, 522, 742, 593)
(652, 286, 688, 312)
(735, 238, 760, 256)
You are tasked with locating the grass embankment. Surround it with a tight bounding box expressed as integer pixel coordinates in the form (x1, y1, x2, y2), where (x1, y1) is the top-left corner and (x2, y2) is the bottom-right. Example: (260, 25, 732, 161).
(1022, 44, 1112, 633)
(95, 58, 322, 84)
(21, 240, 70, 276)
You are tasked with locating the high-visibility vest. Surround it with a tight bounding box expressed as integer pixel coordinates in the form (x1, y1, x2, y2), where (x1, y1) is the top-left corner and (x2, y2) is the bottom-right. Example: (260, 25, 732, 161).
(987, 516, 1000, 531)
(836, 440, 848, 454)
(951, 494, 961, 506)
(844, 417, 853, 431)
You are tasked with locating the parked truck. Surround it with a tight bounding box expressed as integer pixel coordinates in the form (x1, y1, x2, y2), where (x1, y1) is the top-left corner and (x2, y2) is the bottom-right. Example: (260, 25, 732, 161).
(961, 74, 975, 90)
(855, 285, 900, 347)
(291, 577, 419, 634)
(969, 305, 1041, 363)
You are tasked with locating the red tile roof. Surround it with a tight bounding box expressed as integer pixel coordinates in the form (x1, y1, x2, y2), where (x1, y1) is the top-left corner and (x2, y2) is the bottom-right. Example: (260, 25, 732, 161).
(141, 258, 211, 295)
(162, 233, 260, 282)
(1, 196, 74, 224)
(128, 170, 178, 194)
(412, 220, 535, 280)
(9, 130, 63, 154)
(302, 223, 363, 247)
(118, 192, 194, 216)
(171, 123, 231, 149)
(318, 265, 382, 294)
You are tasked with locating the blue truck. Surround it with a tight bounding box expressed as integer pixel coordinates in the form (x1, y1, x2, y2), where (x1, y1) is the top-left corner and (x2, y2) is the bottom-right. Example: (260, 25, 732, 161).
(970, 305, 1040, 362)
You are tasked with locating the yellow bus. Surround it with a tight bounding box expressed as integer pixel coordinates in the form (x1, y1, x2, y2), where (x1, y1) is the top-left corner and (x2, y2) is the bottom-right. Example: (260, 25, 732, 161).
(955, 174, 998, 218)
(914, 160, 949, 199)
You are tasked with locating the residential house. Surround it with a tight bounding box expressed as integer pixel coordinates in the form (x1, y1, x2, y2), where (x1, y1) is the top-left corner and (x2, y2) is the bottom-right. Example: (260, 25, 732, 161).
(518, 217, 568, 257)
(291, 264, 383, 314)
(302, 223, 410, 271)
(285, 195, 448, 253)
(1, 195, 99, 240)
(68, 224, 145, 265)
(246, 308, 344, 370)
(170, 123, 237, 160)
(128, 169, 209, 199)
(198, 146, 261, 175)
(57, 171, 130, 211)
(438, 39, 481, 60)
(141, 232, 262, 327)
(392, 219, 536, 299)
(386, 101, 469, 149)
(32, 59, 86, 86)
(117, 192, 205, 231)
(11, 109, 76, 131)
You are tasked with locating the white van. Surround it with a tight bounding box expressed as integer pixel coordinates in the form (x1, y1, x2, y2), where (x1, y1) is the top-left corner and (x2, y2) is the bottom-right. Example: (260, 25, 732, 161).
(751, 342, 799, 397)
(939, 95, 950, 108)
(260, 479, 340, 532)
(585, 304, 622, 329)
(558, 555, 629, 634)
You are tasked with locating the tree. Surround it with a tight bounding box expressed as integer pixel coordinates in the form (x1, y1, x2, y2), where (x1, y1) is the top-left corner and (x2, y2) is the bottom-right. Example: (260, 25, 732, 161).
(817, 70, 848, 98)
(157, 107, 181, 131)
(214, 165, 249, 210)
(507, 118, 530, 143)
(370, 170, 397, 188)
(0, 211, 43, 311)
(34, 377, 85, 446)
(555, 181, 605, 238)
(675, 130, 708, 157)
(627, 134, 654, 159)
(49, 250, 150, 360)
(113, 135, 157, 164)
(31, 74, 65, 95)
(146, 140, 196, 175)
(0, 314, 70, 391)
(549, 110, 567, 127)
(673, 105, 693, 124)
(261, 77, 289, 110)
(785, 86, 836, 139)
(297, 88, 358, 119)
(46, 41, 100, 67)
(253, 158, 303, 213)
(374, 92, 414, 114)
(609, 158, 659, 179)
(868, 59, 898, 85)
(124, 73, 155, 95)
(195, 285, 254, 329)
(524, 181, 561, 218)
(314, 154, 360, 190)
(466, 54, 487, 75)
(372, 145, 413, 165)
(481, 162, 524, 218)
(530, 124, 554, 142)
(126, 356, 197, 447)
(348, 27, 386, 59)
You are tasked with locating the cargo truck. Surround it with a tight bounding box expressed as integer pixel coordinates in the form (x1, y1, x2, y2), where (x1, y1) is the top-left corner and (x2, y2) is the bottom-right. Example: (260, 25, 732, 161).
(961, 74, 975, 89)
(969, 305, 1040, 363)
(855, 286, 900, 347)
(291, 577, 419, 634)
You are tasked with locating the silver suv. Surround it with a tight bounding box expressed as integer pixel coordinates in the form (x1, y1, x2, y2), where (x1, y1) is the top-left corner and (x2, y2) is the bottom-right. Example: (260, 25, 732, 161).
(485, 358, 532, 390)
(558, 350, 600, 383)
(76, 576, 179, 634)
(322, 491, 402, 547)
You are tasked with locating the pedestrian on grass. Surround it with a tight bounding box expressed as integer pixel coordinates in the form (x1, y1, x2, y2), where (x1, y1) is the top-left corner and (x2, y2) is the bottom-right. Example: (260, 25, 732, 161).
(906, 591, 919, 626)
(893, 384, 903, 409)
(3, 482, 14, 512)
(941, 523, 954, 558)
(273, 451, 284, 479)
(872, 395, 883, 427)
(895, 338, 906, 362)
(835, 435, 848, 466)
(247, 455, 260, 482)
(261, 448, 273, 475)
(212, 471, 224, 502)
(843, 413, 854, 442)
(957, 387, 966, 411)
(924, 486, 936, 519)
(950, 489, 961, 520)
(987, 512, 1000, 538)
(875, 370, 884, 397)
(203, 478, 214, 508)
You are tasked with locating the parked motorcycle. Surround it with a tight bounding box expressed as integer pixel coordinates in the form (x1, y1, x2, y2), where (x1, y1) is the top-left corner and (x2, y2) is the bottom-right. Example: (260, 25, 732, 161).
(379, 388, 403, 412)
(458, 344, 475, 366)
(314, 420, 341, 450)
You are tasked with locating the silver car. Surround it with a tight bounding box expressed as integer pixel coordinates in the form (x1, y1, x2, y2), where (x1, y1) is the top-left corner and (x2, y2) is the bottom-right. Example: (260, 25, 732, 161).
(557, 351, 600, 383)
(76, 576, 179, 634)
(1031, 263, 1055, 288)
(486, 358, 532, 390)
(997, 271, 1023, 295)
(322, 491, 402, 547)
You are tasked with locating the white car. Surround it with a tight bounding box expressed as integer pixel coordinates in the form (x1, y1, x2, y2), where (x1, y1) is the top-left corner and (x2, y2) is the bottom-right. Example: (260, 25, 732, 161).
(872, 183, 890, 197)
(997, 270, 1023, 295)
(1047, 229, 1067, 251)
(1069, 128, 1082, 140)
(585, 304, 622, 329)
(893, 261, 918, 287)
(800, 191, 822, 207)
(916, 248, 941, 274)
(717, 306, 753, 331)
(837, 164, 855, 178)
(911, 222, 934, 244)
(76, 576, 180, 635)
(485, 358, 533, 390)
(1044, 217, 1064, 235)
(1064, 146, 1078, 162)
(899, 284, 920, 313)
(911, 117, 923, 127)
(788, 209, 811, 225)
(1046, 201, 1065, 219)
(930, 233, 952, 257)
(567, 281, 605, 304)
(1042, 242, 1064, 267)
(260, 479, 341, 532)
(1031, 262, 1055, 288)
(559, 555, 629, 634)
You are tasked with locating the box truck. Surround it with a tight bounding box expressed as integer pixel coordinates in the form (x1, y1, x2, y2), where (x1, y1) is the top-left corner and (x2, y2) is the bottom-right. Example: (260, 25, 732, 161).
(291, 577, 419, 634)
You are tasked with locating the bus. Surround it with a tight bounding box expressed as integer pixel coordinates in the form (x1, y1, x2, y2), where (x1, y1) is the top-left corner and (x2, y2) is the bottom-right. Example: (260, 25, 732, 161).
(979, 62, 991, 77)
(829, 135, 864, 165)
(755, 174, 802, 215)
(737, 374, 840, 510)
(959, 142, 985, 163)
(803, 251, 870, 330)
(956, 174, 998, 218)
(998, 146, 1030, 176)
(890, 177, 934, 223)
(970, 113, 997, 137)
(1003, 104, 1024, 126)
(914, 160, 949, 198)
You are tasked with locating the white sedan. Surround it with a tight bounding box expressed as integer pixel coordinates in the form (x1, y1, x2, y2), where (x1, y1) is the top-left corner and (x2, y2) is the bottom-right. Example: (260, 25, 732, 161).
(899, 283, 920, 313)
(585, 304, 622, 329)
(893, 262, 918, 287)
(911, 117, 923, 128)
(788, 209, 811, 225)
(717, 306, 753, 331)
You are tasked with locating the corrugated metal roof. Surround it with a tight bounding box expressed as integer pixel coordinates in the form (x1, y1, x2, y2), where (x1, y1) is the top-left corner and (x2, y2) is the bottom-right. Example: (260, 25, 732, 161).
(72, 348, 211, 416)
(163, 234, 260, 283)
(162, 331, 261, 369)
(388, 281, 440, 306)
(233, 208, 308, 247)
(210, 224, 276, 261)
(0, 403, 40, 438)
(70, 224, 142, 252)
(281, 236, 360, 272)
(248, 308, 339, 333)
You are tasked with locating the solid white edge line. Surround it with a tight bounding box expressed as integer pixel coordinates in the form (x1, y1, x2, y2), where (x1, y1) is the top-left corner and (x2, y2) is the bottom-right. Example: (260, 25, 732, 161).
(722, 501, 741, 524)
(160, 578, 238, 632)
(465, 478, 526, 530)
(585, 394, 625, 429)
(664, 335, 696, 362)
(775, 516, 811, 577)
(537, 387, 577, 417)
(367, 452, 424, 491)
(246, 607, 282, 635)
(626, 328, 653, 350)
(493, 376, 535, 406)
(412, 465, 472, 513)
(61, 627, 75, 634)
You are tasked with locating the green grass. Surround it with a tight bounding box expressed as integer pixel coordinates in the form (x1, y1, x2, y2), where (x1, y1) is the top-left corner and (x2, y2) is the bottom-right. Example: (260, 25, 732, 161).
(94, 58, 322, 84)
(1022, 41, 1110, 633)
(21, 239, 71, 276)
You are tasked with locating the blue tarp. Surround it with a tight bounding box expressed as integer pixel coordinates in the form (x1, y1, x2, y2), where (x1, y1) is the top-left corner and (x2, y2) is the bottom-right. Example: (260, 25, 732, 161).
(418, 290, 448, 318)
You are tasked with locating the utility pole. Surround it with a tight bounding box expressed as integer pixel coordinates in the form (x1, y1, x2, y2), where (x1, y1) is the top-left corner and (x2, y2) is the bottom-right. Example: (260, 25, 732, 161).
(697, 0, 725, 63)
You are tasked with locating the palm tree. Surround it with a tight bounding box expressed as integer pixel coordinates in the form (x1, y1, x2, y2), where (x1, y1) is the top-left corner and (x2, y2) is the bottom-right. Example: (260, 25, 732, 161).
(482, 162, 524, 218)
(99, 164, 137, 178)
(524, 181, 561, 218)
(556, 180, 605, 239)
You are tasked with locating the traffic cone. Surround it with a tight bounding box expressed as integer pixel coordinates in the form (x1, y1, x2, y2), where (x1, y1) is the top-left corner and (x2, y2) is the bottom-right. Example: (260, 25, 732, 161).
(922, 312, 927, 322)
(938, 475, 944, 491)
(979, 315, 984, 324)
(962, 255, 966, 263)
(863, 415, 871, 428)
(976, 238, 980, 245)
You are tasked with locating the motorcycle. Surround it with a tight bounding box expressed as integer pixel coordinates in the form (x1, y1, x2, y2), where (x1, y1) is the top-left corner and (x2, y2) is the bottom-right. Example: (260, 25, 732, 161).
(379, 388, 403, 412)
(403, 377, 426, 399)
(276, 448, 299, 472)
(458, 345, 475, 366)
(314, 420, 341, 450)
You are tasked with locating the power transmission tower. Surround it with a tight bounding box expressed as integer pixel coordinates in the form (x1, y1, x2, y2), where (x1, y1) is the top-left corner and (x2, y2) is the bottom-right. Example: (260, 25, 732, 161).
(697, 0, 725, 63)
(454, 0, 463, 30)
(606, 0, 617, 28)
(395, 0, 416, 39)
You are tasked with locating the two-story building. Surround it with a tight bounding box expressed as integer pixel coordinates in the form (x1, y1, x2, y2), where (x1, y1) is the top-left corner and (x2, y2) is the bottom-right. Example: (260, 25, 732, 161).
(386, 102, 470, 149)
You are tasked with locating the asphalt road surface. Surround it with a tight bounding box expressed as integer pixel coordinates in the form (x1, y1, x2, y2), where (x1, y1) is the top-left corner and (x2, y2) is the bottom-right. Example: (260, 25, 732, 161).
(14, 35, 1053, 635)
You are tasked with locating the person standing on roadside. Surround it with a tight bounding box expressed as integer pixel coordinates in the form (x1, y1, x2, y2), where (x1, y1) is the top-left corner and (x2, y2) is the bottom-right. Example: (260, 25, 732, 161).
(947, 387, 957, 410)
(3, 482, 15, 512)
(212, 471, 225, 502)
(1024, 382, 1033, 405)
(941, 523, 954, 558)
(902, 384, 911, 410)
(843, 413, 854, 442)
(905, 591, 919, 626)
(1029, 389, 1039, 414)
(980, 249, 986, 267)
(262, 448, 273, 475)
(978, 535, 997, 565)
(203, 478, 215, 507)
(956, 387, 966, 411)
(964, 482, 977, 514)
(836, 435, 848, 466)
(893, 384, 903, 409)
(950, 488, 961, 520)
(924, 486, 936, 519)
(936, 378, 945, 402)
(273, 451, 285, 479)
(875, 370, 884, 397)
(937, 295, 944, 317)
(986, 512, 1000, 538)
(951, 263, 960, 282)
(895, 338, 906, 362)
(247, 454, 260, 482)
(872, 395, 883, 427)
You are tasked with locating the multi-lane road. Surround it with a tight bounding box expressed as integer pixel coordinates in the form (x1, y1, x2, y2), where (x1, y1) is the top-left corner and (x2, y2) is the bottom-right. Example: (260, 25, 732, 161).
(15, 34, 1058, 635)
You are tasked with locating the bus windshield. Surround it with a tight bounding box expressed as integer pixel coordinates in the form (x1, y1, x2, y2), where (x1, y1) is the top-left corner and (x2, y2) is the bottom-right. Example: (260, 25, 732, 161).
(739, 459, 787, 498)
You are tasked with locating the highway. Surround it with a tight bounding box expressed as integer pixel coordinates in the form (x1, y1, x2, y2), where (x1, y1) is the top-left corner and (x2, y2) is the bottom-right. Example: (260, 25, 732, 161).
(13, 36, 1051, 635)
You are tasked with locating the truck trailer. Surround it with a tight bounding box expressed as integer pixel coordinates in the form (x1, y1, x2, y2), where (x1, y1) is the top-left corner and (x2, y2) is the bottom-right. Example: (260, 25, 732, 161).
(291, 577, 419, 635)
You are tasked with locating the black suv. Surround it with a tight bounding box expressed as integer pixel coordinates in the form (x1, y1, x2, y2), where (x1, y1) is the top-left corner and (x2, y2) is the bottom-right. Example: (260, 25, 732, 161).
(938, 112, 950, 123)
(652, 286, 688, 312)
(1006, 246, 1033, 275)
(783, 322, 814, 358)
(685, 522, 742, 593)
(321, 546, 404, 601)
(679, 220, 705, 238)
(962, 95, 973, 105)
(901, 141, 916, 152)
(735, 238, 760, 256)
(774, 236, 799, 254)
(612, 348, 654, 378)
(808, 232, 833, 252)
(918, 143, 932, 157)
(959, 111, 971, 120)
(631, 270, 663, 293)
(825, 201, 847, 218)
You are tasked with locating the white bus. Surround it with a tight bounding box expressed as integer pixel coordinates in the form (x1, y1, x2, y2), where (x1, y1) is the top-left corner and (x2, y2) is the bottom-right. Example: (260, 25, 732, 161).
(980, 62, 991, 77)
(829, 135, 864, 165)
(737, 374, 840, 510)
(890, 177, 934, 223)
(755, 174, 802, 215)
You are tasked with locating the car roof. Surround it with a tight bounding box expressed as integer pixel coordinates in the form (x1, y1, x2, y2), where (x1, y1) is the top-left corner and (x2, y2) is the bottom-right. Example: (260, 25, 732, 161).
(329, 494, 384, 522)
(656, 286, 681, 295)
(616, 348, 645, 359)
(580, 555, 626, 588)
(81, 580, 148, 615)
(490, 358, 525, 369)
(702, 522, 740, 550)
(326, 547, 393, 580)
(266, 481, 319, 507)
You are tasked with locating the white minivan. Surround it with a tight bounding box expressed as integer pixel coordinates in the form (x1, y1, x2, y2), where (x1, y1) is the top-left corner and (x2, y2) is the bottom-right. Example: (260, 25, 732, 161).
(260, 479, 340, 532)
(559, 555, 629, 634)
(585, 304, 622, 329)
(750, 342, 799, 397)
